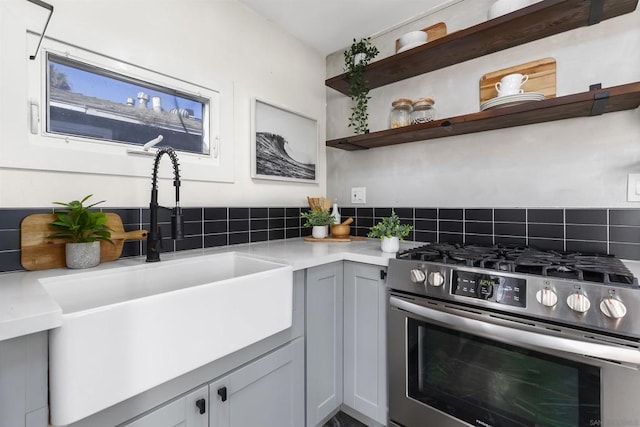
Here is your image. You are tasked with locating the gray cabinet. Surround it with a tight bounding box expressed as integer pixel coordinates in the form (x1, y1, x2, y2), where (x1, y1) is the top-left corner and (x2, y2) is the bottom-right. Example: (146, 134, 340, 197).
(122, 386, 208, 427)
(209, 338, 304, 427)
(305, 262, 344, 427)
(123, 338, 304, 427)
(343, 262, 388, 425)
(0, 332, 48, 427)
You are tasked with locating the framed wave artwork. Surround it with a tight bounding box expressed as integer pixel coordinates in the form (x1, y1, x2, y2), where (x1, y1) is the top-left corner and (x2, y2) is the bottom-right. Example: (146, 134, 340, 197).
(251, 99, 318, 183)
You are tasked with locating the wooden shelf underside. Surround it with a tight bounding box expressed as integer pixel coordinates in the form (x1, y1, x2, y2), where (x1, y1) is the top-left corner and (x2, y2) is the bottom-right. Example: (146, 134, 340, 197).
(326, 83, 640, 151)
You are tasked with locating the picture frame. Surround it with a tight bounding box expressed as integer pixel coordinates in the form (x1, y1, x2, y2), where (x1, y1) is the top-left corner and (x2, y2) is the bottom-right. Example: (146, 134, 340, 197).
(251, 98, 318, 183)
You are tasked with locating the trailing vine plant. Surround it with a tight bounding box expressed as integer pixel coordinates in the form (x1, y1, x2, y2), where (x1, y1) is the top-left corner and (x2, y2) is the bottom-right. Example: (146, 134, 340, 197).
(343, 38, 379, 134)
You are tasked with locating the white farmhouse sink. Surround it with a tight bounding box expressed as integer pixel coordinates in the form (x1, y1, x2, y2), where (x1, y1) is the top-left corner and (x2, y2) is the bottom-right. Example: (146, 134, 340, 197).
(40, 252, 293, 426)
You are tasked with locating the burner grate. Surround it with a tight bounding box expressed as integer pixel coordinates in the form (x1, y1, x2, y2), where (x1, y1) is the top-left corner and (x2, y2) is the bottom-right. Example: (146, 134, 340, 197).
(397, 243, 638, 286)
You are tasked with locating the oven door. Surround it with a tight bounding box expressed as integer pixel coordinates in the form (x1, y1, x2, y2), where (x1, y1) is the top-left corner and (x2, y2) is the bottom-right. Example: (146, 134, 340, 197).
(388, 293, 640, 427)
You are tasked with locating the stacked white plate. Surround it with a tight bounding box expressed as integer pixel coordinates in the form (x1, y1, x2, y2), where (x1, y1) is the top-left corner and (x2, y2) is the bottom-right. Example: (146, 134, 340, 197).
(480, 92, 546, 111)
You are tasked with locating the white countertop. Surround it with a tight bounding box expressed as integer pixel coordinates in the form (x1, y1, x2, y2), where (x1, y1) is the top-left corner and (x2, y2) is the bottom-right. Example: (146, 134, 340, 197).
(0, 237, 418, 342)
(4, 237, 639, 343)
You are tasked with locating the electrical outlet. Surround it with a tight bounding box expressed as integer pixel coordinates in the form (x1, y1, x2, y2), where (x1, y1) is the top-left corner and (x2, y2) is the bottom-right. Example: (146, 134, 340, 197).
(351, 187, 366, 204)
(627, 174, 640, 202)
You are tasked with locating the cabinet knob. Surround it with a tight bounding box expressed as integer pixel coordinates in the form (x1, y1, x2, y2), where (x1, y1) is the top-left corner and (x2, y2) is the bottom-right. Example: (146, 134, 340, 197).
(195, 398, 206, 414)
(217, 386, 228, 402)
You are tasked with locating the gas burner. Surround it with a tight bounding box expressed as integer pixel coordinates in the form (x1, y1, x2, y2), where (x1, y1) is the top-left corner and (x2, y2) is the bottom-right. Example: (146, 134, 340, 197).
(397, 243, 638, 286)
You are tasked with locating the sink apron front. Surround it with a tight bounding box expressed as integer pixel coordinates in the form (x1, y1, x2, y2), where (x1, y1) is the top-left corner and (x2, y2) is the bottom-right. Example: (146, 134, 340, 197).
(42, 253, 293, 426)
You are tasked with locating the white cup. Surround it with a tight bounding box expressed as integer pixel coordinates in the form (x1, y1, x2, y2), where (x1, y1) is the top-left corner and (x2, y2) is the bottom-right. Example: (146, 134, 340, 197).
(495, 73, 529, 97)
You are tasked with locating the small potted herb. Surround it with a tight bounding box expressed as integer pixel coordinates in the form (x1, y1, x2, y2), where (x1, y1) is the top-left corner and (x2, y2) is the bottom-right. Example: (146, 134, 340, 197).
(344, 37, 379, 134)
(301, 209, 337, 239)
(48, 194, 113, 269)
(367, 210, 412, 253)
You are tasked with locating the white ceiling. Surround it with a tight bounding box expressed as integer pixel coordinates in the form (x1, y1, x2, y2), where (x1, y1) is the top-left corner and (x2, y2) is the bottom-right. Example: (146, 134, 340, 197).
(237, 0, 457, 55)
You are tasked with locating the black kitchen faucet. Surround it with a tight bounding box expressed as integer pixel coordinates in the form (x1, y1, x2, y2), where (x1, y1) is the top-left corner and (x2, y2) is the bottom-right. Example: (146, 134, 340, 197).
(146, 147, 184, 262)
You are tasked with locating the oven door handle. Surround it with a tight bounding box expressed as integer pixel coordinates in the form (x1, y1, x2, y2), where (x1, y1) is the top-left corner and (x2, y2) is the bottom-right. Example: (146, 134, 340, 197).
(390, 296, 640, 365)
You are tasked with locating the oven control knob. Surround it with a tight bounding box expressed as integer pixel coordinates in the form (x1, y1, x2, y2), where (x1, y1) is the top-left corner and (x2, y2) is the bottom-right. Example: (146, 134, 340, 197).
(535, 288, 558, 307)
(409, 269, 426, 284)
(600, 297, 627, 319)
(428, 271, 445, 287)
(567, 292, 591, 313)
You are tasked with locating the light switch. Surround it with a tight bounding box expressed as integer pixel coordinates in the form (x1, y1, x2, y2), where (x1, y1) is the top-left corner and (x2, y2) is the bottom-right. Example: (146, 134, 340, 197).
(627, 174, 640, 201)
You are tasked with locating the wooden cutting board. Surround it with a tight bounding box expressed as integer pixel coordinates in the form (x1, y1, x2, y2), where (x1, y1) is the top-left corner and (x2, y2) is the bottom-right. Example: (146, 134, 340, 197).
(304, 236, 366, 243)
(395, 22, 447, 53)
(479, 57, 556, 105)
(21, 213, 148, 271)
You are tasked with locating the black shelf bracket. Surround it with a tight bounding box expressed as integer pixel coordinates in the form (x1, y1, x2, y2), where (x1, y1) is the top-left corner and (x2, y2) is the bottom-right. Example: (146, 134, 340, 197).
(588, 0, 605, 25)
(590, 92, 610, 116)
(589, 83, 609, 116)
(26, 0, 54, 60)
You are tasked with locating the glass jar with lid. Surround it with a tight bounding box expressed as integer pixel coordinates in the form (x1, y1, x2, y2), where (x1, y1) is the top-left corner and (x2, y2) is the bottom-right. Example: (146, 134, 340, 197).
(389, 98, 413, 128)
(410, 98, 436, 125)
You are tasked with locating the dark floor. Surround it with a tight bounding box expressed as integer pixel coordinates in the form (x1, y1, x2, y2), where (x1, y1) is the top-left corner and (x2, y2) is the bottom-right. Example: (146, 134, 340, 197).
(323, 411, 369, 427)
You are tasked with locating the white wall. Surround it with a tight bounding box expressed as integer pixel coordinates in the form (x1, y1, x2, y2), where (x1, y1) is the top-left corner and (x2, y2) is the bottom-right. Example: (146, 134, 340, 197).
(0, 0, 326, 208)
(326, 0, 640, 208)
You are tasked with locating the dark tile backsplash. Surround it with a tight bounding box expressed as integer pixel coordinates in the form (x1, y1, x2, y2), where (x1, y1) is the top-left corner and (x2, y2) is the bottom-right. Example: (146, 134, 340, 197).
(466, 209, 492, 222)
(566, 209, 607, 225)
(4, 206, 640, 273)
(495, 209, 526, 223)
(528, 209, 563, 224)
(350, 207, 640, 262)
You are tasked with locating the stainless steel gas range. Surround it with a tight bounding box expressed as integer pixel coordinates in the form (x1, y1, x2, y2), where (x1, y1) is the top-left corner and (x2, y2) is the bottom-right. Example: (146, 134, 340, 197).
(386, 243, 640, 427)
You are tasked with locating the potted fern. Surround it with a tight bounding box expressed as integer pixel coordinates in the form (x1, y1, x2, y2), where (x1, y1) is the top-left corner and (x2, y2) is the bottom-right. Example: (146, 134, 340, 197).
(344, 37, 379, 134)
(301, 209, 336, 239)
(48, 194, 113, 269)
(368, 210, 412, 253)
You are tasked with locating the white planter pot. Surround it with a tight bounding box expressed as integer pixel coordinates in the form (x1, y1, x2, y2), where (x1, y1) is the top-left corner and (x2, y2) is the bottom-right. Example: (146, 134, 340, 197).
(354, 52, 366, 65)
(380, 236, 400, 253)
(66, 241, 101, 269)
(311, 226, 329, 239)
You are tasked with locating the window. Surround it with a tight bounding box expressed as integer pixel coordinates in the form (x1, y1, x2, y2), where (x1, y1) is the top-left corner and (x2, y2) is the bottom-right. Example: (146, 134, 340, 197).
(47, 53, 209, 155)
(14, 34, 234, 183)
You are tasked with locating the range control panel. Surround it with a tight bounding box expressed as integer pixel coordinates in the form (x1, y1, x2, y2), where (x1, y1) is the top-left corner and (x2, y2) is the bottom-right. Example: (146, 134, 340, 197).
(452, 270, 526, 308)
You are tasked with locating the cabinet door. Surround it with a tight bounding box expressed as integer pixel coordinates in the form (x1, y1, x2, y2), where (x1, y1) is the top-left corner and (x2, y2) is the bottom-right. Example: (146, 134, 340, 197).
(209, 338, 304, 427)
(123, 386, 208, 427)
(305, 262, 344, 427)
(0, 332, 48, 427)
(343, 262, 387, 425)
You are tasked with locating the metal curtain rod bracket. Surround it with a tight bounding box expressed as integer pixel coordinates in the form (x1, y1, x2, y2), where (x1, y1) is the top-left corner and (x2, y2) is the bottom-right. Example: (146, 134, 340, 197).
(27, 0, 54, 60)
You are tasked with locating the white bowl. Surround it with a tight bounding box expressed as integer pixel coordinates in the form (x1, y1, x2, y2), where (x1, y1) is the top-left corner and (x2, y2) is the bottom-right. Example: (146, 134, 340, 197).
(399, 30, 427, 48)
(487, 0, 530, 19)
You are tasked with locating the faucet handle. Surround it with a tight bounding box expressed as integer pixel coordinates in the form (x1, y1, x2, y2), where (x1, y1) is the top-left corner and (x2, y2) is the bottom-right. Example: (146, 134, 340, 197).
(157, 226, 163, 249)
(172, 207, 184, 240)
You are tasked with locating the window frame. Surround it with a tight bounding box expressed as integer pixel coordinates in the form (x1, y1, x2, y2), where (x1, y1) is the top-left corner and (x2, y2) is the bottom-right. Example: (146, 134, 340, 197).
(46, 52, 211, 156)
(19, 34, 234, 183)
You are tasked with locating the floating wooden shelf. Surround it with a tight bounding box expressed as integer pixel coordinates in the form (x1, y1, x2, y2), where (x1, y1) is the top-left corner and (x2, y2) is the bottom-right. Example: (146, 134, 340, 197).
(326, 83, 640, 151)
(325, 0, 638, 95)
